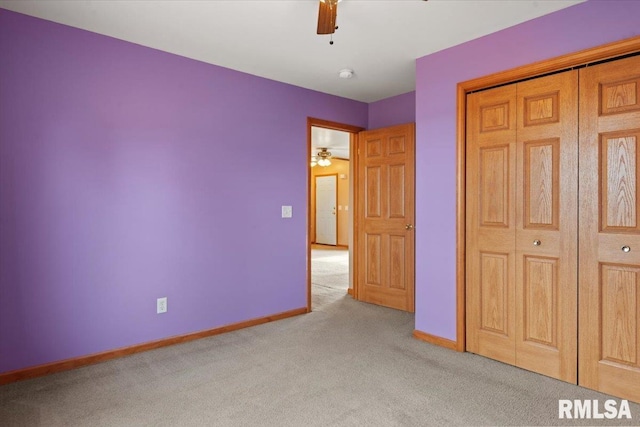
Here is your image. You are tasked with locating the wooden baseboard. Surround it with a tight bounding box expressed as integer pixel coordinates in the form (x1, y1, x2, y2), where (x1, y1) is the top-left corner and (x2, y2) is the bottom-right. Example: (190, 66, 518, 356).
(0, 307, 307, 385)
(413, 329, 459, 351)
(347, 288, 354, 296)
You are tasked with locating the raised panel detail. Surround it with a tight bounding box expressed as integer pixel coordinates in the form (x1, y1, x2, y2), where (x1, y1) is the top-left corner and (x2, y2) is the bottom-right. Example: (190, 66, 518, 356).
(523, 256, 558, 348)
(390, 235, 405, 289)
(524, 92, 559, 126)
(480, 252, 509, 335)
(480, 102, 510, 132)
(600, 264, 639, 367)
(389, 136, 406, 155)
(366, 166, 381, 218)
(524, 139, 559, 229)
(366, 139, 382, 157)
(366, 234, 382, 286)
(600, 133, 638, 231)
(389, 164, 405, 218)
(601, 79, 640, 115)
(480, 145, 509, 227)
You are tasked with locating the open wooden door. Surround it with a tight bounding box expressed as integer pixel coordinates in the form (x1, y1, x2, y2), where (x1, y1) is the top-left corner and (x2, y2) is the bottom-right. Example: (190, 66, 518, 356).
(579, 54, 640, 401)
(356, 123, 415, 312)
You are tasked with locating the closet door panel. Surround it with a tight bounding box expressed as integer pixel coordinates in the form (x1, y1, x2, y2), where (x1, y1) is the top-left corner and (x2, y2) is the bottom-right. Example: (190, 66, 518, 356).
(466, 85, 517, 364)
(515, 70, 578, 383)
(580, 55, 640, 402)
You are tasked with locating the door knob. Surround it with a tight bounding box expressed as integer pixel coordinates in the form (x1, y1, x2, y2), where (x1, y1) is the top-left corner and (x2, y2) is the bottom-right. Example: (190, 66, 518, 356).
(405, 224, 414, 230)
(533, 240, 541, 246)
(622, 245, 631, 253)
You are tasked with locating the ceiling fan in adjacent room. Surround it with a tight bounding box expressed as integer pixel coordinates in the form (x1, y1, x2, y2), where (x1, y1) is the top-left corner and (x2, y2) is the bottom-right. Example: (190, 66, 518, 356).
(311, 148, 332, 167)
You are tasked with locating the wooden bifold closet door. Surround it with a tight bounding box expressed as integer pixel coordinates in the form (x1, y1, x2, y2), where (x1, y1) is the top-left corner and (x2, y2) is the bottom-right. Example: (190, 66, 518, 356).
(466, 70, 579, 383)
(467, 54, 640, 402)
(579, 55, 640, 401)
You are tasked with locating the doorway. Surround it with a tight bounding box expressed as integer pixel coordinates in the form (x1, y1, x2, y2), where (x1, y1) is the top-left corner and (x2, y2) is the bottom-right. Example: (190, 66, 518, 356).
(307, 118, 363, 311)
(311, 244, 348, 310)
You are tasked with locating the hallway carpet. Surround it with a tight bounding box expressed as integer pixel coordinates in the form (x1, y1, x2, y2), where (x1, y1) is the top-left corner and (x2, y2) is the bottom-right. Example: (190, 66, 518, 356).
(311, 244, 348, 311)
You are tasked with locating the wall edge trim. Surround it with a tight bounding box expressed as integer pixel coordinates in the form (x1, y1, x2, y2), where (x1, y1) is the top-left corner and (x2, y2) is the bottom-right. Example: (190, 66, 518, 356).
(413, 329, 459, 351)
(460, 35, 640, 92)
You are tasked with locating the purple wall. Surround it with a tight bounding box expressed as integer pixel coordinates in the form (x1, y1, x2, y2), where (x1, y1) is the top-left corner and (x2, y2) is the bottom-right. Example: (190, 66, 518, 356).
(6, 1, 638, 375)
(368, 91, 415, 129)
(0, 9, 367, 373)
(415, 0, 640, 340)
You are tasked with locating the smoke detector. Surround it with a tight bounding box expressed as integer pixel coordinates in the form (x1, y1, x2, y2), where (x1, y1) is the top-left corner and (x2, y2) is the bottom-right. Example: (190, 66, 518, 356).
(338, 69, 354, 79)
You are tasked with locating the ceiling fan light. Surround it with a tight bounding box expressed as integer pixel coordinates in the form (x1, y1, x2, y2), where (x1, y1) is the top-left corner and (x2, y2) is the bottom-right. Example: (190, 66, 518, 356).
(314, 147, 332, 167)
(317, 148, 331, 157)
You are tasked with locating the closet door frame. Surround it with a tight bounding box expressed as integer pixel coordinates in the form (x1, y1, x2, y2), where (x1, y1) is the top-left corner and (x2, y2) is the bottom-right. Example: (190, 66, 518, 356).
(455, 36, 640, 352)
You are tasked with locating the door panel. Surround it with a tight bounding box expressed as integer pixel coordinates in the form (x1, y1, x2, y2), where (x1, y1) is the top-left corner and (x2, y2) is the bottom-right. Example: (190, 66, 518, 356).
(466, 84, 517, 365)
(366, 166, 382, 218)
(515, 70, 578, 383)
(579, 55, 640, 402)
(480, 145, 510, 227)
(390, 235, 406, 289)
(366, 234, 382, 285)
(600, 264, 638, 366)
(601, 132, 639, 232)
(389, 165, 406, 218)
(522, 256, 557, 347)
(479, 252, 509, 335)
(523, 139, 559, 229)
(357, 123, 415, 312)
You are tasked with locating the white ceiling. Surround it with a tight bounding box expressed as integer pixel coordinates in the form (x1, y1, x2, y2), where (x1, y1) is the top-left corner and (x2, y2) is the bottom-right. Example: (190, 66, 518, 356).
(312, 126, 350, 160)
(0, 0, 584, 103)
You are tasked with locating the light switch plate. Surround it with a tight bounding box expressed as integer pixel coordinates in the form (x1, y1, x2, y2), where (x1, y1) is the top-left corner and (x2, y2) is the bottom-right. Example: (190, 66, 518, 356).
(281, 205, 292, 218)
(157, 297, 167, 314)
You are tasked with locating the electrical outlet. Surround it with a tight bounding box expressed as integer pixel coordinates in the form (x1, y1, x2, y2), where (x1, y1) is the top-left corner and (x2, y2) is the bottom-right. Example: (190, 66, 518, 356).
(157, 297, 167, 314)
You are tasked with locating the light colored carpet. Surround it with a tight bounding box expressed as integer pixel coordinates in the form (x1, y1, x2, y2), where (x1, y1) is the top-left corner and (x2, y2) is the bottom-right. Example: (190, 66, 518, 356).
(311, 245, 348, 311)
(1, 252, 639, 425)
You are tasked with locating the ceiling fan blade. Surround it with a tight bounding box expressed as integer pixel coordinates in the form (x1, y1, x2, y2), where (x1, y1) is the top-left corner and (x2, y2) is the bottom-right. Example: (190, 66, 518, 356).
(317, 0, 337, 35)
